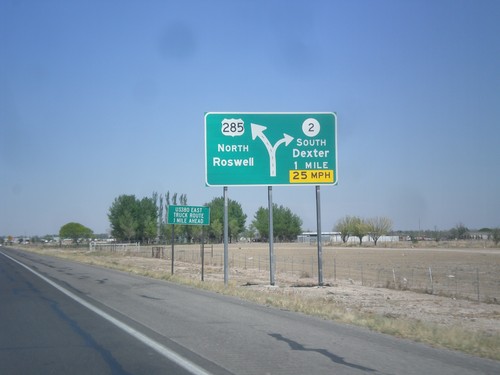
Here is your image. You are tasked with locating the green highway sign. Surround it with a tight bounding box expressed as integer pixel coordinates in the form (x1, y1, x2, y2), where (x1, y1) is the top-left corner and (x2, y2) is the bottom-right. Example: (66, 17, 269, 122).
(167, 205, 211, 225)
(205, 112, 337, 186)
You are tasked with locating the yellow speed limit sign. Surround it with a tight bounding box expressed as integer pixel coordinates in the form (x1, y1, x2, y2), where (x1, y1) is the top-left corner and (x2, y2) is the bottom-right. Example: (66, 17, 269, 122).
(289, 170, 334, 184)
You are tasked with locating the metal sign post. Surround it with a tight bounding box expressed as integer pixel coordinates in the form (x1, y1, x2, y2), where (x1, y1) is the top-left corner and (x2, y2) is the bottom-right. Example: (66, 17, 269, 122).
(316, 186, 323, 286)
(171, 224, 175, 275)
(268, 186, 275, 286)
(223, 187, 229, 286)
(201, 227, 205, 281)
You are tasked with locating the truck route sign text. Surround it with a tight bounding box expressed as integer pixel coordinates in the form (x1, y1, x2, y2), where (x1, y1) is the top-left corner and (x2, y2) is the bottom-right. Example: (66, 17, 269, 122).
(167, 205, 210, 225)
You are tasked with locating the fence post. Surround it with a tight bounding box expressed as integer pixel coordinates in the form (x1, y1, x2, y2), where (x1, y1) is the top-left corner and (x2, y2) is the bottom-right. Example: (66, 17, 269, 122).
(476, 268, 480, 302)
(334, 257, 336, 281)
(429, 267, 434, 294)
(311, 256, 314, 278)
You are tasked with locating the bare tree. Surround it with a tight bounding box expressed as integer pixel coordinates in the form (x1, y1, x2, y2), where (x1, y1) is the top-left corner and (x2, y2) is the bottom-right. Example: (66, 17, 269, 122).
(335, 216, 357, 243)
(351, 217, 369, 245)
(491, 227, 500, 246)
(335, 216, 369, 244)
(366, 217, 393, 246)
(450, 222, 469, 240)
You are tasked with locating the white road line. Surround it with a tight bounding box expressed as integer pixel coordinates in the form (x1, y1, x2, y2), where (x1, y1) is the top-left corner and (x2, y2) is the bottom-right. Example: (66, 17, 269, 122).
(1, 251, 214, 375)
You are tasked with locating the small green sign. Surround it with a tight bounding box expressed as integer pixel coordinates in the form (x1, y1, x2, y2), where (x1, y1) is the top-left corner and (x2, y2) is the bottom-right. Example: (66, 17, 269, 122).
(205, 112, 337, 186)
(167, 205, 210, 225)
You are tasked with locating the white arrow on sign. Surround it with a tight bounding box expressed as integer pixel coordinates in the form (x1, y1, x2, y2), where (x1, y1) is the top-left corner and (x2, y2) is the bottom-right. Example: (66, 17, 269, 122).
(251, 123, 294, 177)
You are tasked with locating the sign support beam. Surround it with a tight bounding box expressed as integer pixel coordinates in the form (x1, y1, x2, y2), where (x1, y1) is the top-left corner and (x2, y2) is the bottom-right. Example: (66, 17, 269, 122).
(268, 186, 275, 286)
(316, 185, 323, 286)
(171, 224, 175, 275)
(223, 186, 229, 286)
(201, 228, 205, 281)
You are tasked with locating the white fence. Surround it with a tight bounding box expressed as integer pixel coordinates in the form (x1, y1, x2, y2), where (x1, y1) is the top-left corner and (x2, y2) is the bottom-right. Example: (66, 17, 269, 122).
(89, 242, 141, 253)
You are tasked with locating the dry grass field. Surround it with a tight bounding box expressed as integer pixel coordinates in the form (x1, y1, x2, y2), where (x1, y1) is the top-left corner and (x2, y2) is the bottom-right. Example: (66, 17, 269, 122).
(16, 242, 500, 360)
(174, 242, 500, 302)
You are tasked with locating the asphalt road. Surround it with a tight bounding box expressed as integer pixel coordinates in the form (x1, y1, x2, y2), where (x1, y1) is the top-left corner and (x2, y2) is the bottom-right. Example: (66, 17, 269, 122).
(1, 247, 499, 375)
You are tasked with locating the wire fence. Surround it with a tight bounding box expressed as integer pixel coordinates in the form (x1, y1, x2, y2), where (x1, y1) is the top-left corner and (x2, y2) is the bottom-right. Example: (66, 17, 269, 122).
(89, 242, 500, 304)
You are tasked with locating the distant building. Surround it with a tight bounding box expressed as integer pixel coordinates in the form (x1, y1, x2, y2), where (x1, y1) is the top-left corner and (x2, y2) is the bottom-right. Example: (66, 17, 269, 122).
(297, 232, 399, 244)
(297, 232, 342, 244)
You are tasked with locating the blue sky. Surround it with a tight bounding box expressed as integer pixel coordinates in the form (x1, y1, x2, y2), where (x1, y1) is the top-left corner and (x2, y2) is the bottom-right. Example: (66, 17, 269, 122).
(1, 0, 499, 236)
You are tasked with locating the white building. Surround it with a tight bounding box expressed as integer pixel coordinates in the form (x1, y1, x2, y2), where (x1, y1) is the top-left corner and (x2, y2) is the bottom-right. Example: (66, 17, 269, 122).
(297, 232, 399, 244)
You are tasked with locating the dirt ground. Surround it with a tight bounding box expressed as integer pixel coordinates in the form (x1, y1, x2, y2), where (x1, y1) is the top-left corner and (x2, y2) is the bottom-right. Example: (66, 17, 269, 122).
(264, 278, 500, 336)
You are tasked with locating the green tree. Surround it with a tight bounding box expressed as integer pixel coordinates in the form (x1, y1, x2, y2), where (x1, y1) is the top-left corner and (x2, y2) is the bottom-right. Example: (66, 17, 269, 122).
(450, 223, 469, 240)
(59, 222, 93, 244)
(253, 207, 269, 240)
(108, 194, 158, 243)
(190, 225, 204, 243)
(153, 191, 164, 243)
(366, 217, 393, 246)
(108, 195, 138, 242)
(252, 204, 302, 242)
(138, 197, 158, 243)
(119, 210, 138, 241)
(335, 216, 370, 245)
(351, 217, 369, 245)
(229, 218, 240, 242)
(275, 205, 302, 241)
(243, 223, 257, 242)
(210, 219, 223, 243)
(205, 197, 246, 243)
